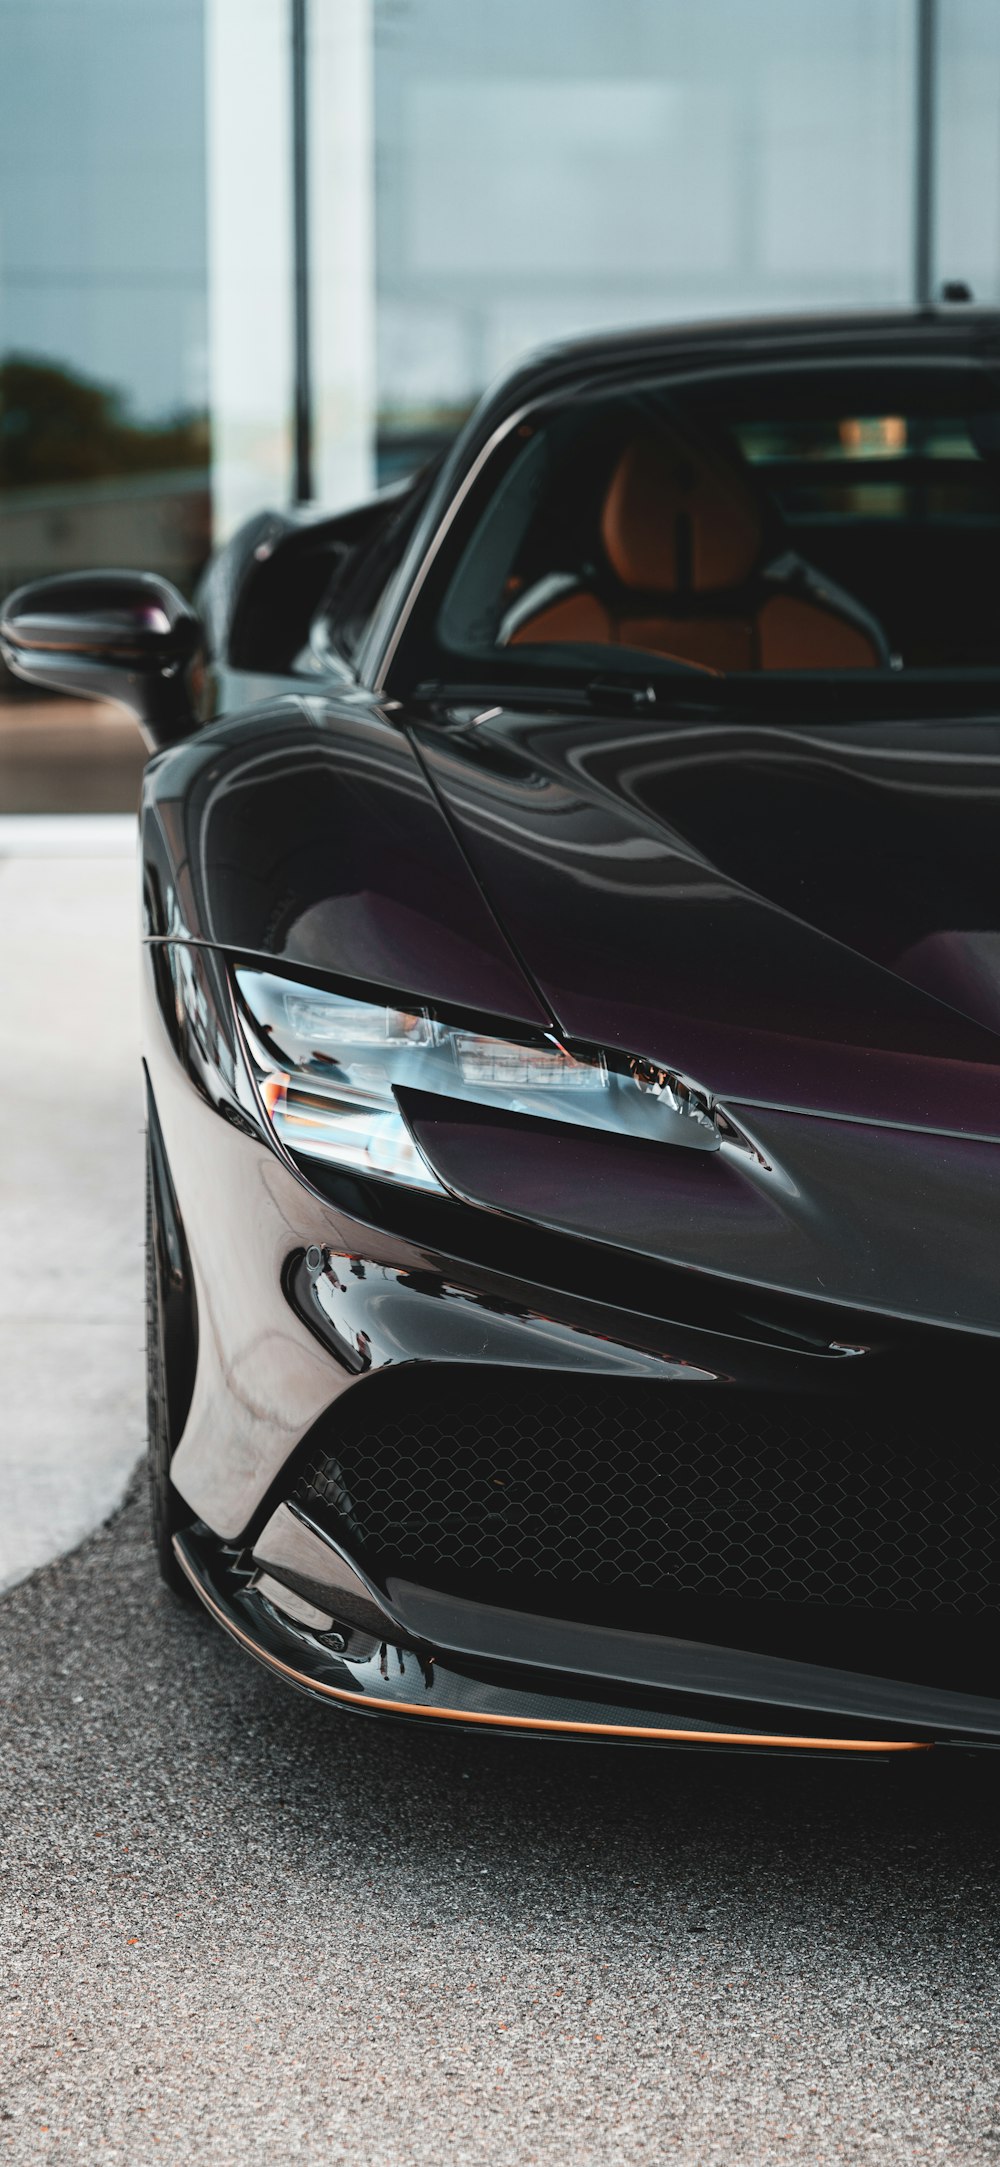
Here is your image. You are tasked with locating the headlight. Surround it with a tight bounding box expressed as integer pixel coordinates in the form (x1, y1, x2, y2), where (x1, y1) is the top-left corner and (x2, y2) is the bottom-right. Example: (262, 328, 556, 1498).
(233, 967, 729, 1193)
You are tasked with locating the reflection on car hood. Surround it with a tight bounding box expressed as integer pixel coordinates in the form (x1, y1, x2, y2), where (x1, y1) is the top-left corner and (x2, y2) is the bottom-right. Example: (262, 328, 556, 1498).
(412, 703, 1000, 1139)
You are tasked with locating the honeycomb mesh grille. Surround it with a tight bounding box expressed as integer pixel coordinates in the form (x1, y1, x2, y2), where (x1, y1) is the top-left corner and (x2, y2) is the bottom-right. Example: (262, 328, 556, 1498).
(291, 1377, 1000, 1615)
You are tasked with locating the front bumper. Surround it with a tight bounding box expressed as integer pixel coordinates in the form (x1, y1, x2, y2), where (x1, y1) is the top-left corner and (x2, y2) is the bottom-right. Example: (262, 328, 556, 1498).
(146, 938, 1000, 1751)
(174, 1521, 1000, 1753)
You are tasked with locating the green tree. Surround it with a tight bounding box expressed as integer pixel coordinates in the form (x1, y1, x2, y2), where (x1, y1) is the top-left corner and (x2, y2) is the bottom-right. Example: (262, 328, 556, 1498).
(0, 356, 208, 488)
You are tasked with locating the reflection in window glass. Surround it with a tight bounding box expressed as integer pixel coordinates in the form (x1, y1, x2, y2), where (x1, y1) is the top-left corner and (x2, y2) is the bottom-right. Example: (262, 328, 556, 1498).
(0, 0, 211, 810)
(0, 0, 210, 607)
(372, 0, 916, 484)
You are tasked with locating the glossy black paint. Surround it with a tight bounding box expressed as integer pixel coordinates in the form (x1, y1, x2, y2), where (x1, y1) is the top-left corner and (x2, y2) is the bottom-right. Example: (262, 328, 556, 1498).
(139, 678, 1000, 1338)
(140, 805, 1000, 1736)
(14, 307, 1000, 1745)
(145, 1082, 198, 1449)
(145, 931, 880, 1542)
(175, 1523, 965, 1753)
(411, 711, 1000, 1126)
(0, 570, 200, 748)
(141, 698, 545, 1024)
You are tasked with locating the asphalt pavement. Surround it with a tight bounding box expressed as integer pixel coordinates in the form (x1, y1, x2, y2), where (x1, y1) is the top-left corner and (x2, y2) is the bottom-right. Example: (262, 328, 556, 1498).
(2, 1478, 999, 2166)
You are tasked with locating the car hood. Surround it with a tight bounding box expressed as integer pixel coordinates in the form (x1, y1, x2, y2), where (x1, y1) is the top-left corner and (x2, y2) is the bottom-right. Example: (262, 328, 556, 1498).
(412, 703, 1000, 1141)
(142, 690, 1000, 1333)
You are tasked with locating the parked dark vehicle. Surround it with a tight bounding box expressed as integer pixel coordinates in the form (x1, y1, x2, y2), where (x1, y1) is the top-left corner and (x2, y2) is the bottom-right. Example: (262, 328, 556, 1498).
(7, 309, 1000, 1756)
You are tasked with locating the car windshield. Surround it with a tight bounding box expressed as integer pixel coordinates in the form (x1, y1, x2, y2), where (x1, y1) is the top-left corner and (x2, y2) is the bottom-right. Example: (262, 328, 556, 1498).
(431, 357, 1000, 695)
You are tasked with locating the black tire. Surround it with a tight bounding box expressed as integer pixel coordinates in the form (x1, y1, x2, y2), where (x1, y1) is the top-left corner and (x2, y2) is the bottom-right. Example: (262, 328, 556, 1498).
(146, 1144, 193, 1596)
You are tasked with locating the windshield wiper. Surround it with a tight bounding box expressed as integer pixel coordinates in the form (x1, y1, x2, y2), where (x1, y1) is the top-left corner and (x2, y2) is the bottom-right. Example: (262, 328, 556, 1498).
(584, 669, 729, 717)
(586, 674, 660, 712)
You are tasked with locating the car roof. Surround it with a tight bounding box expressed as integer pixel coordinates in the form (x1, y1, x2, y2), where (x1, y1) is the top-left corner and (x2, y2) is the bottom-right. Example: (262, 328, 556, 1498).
(467, 304, 1000, 445)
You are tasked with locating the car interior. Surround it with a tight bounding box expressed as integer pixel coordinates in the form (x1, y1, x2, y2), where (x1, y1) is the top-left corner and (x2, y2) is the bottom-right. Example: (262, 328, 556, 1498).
(437, 359, 1000, 678)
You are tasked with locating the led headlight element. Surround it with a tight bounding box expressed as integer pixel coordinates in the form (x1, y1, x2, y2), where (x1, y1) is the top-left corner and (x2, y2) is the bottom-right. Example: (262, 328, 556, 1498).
(233, 970, 616, 1190)
(233, 968, 736, 1190)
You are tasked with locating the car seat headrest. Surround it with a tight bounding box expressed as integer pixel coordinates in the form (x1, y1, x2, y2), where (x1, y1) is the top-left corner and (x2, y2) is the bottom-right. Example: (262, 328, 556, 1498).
(601, 429, 763, 595)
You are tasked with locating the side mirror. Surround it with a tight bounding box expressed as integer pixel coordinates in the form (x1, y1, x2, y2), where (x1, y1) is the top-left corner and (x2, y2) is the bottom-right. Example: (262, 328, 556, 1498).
(0, 569, 201, 751)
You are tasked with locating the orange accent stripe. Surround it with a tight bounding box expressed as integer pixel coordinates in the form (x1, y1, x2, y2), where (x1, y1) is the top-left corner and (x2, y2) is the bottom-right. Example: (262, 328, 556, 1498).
(174, 1541, 931, 1754)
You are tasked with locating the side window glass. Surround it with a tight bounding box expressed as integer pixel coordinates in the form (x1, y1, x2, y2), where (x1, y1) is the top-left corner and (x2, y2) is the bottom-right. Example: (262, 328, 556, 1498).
(323, 492, 430, 670)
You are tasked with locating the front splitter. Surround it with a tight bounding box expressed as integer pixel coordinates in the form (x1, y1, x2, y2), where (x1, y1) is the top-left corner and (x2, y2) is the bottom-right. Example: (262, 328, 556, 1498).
(173, 1528, 933, 1757)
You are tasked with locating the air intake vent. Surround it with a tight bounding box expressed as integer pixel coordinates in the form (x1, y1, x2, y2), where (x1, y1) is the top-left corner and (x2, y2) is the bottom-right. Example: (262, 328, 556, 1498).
(290, 1372, 1000, 1620)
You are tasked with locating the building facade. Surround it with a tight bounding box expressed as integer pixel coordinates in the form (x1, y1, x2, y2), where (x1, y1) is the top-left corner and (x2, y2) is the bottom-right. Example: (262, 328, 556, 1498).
(0, 0, 997, 594)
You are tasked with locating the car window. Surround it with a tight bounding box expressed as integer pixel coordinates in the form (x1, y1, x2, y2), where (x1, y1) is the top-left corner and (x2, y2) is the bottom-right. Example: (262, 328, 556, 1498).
(320, 473, 437, 669)
(427, 361, 1000, 684)
(732, 410, 997, 525)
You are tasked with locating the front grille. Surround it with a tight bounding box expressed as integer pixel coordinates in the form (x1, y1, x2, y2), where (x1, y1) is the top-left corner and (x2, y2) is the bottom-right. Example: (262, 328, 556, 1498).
(291, 1374, 1000, 1616)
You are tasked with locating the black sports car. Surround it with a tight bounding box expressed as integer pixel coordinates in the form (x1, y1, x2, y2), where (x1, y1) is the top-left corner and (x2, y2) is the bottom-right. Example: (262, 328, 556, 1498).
(7, 308, 1000, 1757)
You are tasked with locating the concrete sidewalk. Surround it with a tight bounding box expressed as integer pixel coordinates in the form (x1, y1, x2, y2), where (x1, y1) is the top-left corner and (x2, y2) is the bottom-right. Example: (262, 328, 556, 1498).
(0, 823, 144, 1592)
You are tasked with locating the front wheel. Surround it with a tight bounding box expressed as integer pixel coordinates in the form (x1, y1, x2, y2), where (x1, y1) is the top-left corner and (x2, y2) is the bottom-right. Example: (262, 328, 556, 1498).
(146, 1145, 193, 1596)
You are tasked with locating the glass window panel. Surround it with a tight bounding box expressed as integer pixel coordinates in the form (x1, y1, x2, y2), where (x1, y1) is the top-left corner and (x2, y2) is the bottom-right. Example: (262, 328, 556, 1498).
(370, 0, 915, 486)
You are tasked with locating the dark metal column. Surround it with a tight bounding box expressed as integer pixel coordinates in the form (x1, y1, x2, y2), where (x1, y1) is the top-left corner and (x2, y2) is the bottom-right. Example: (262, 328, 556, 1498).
(913, 0, 937, 305)
(291, 0, 314, 502)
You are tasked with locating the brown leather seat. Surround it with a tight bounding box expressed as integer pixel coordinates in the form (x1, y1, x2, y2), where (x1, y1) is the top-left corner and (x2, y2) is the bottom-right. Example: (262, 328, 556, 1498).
(511, 429, 884, 672)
